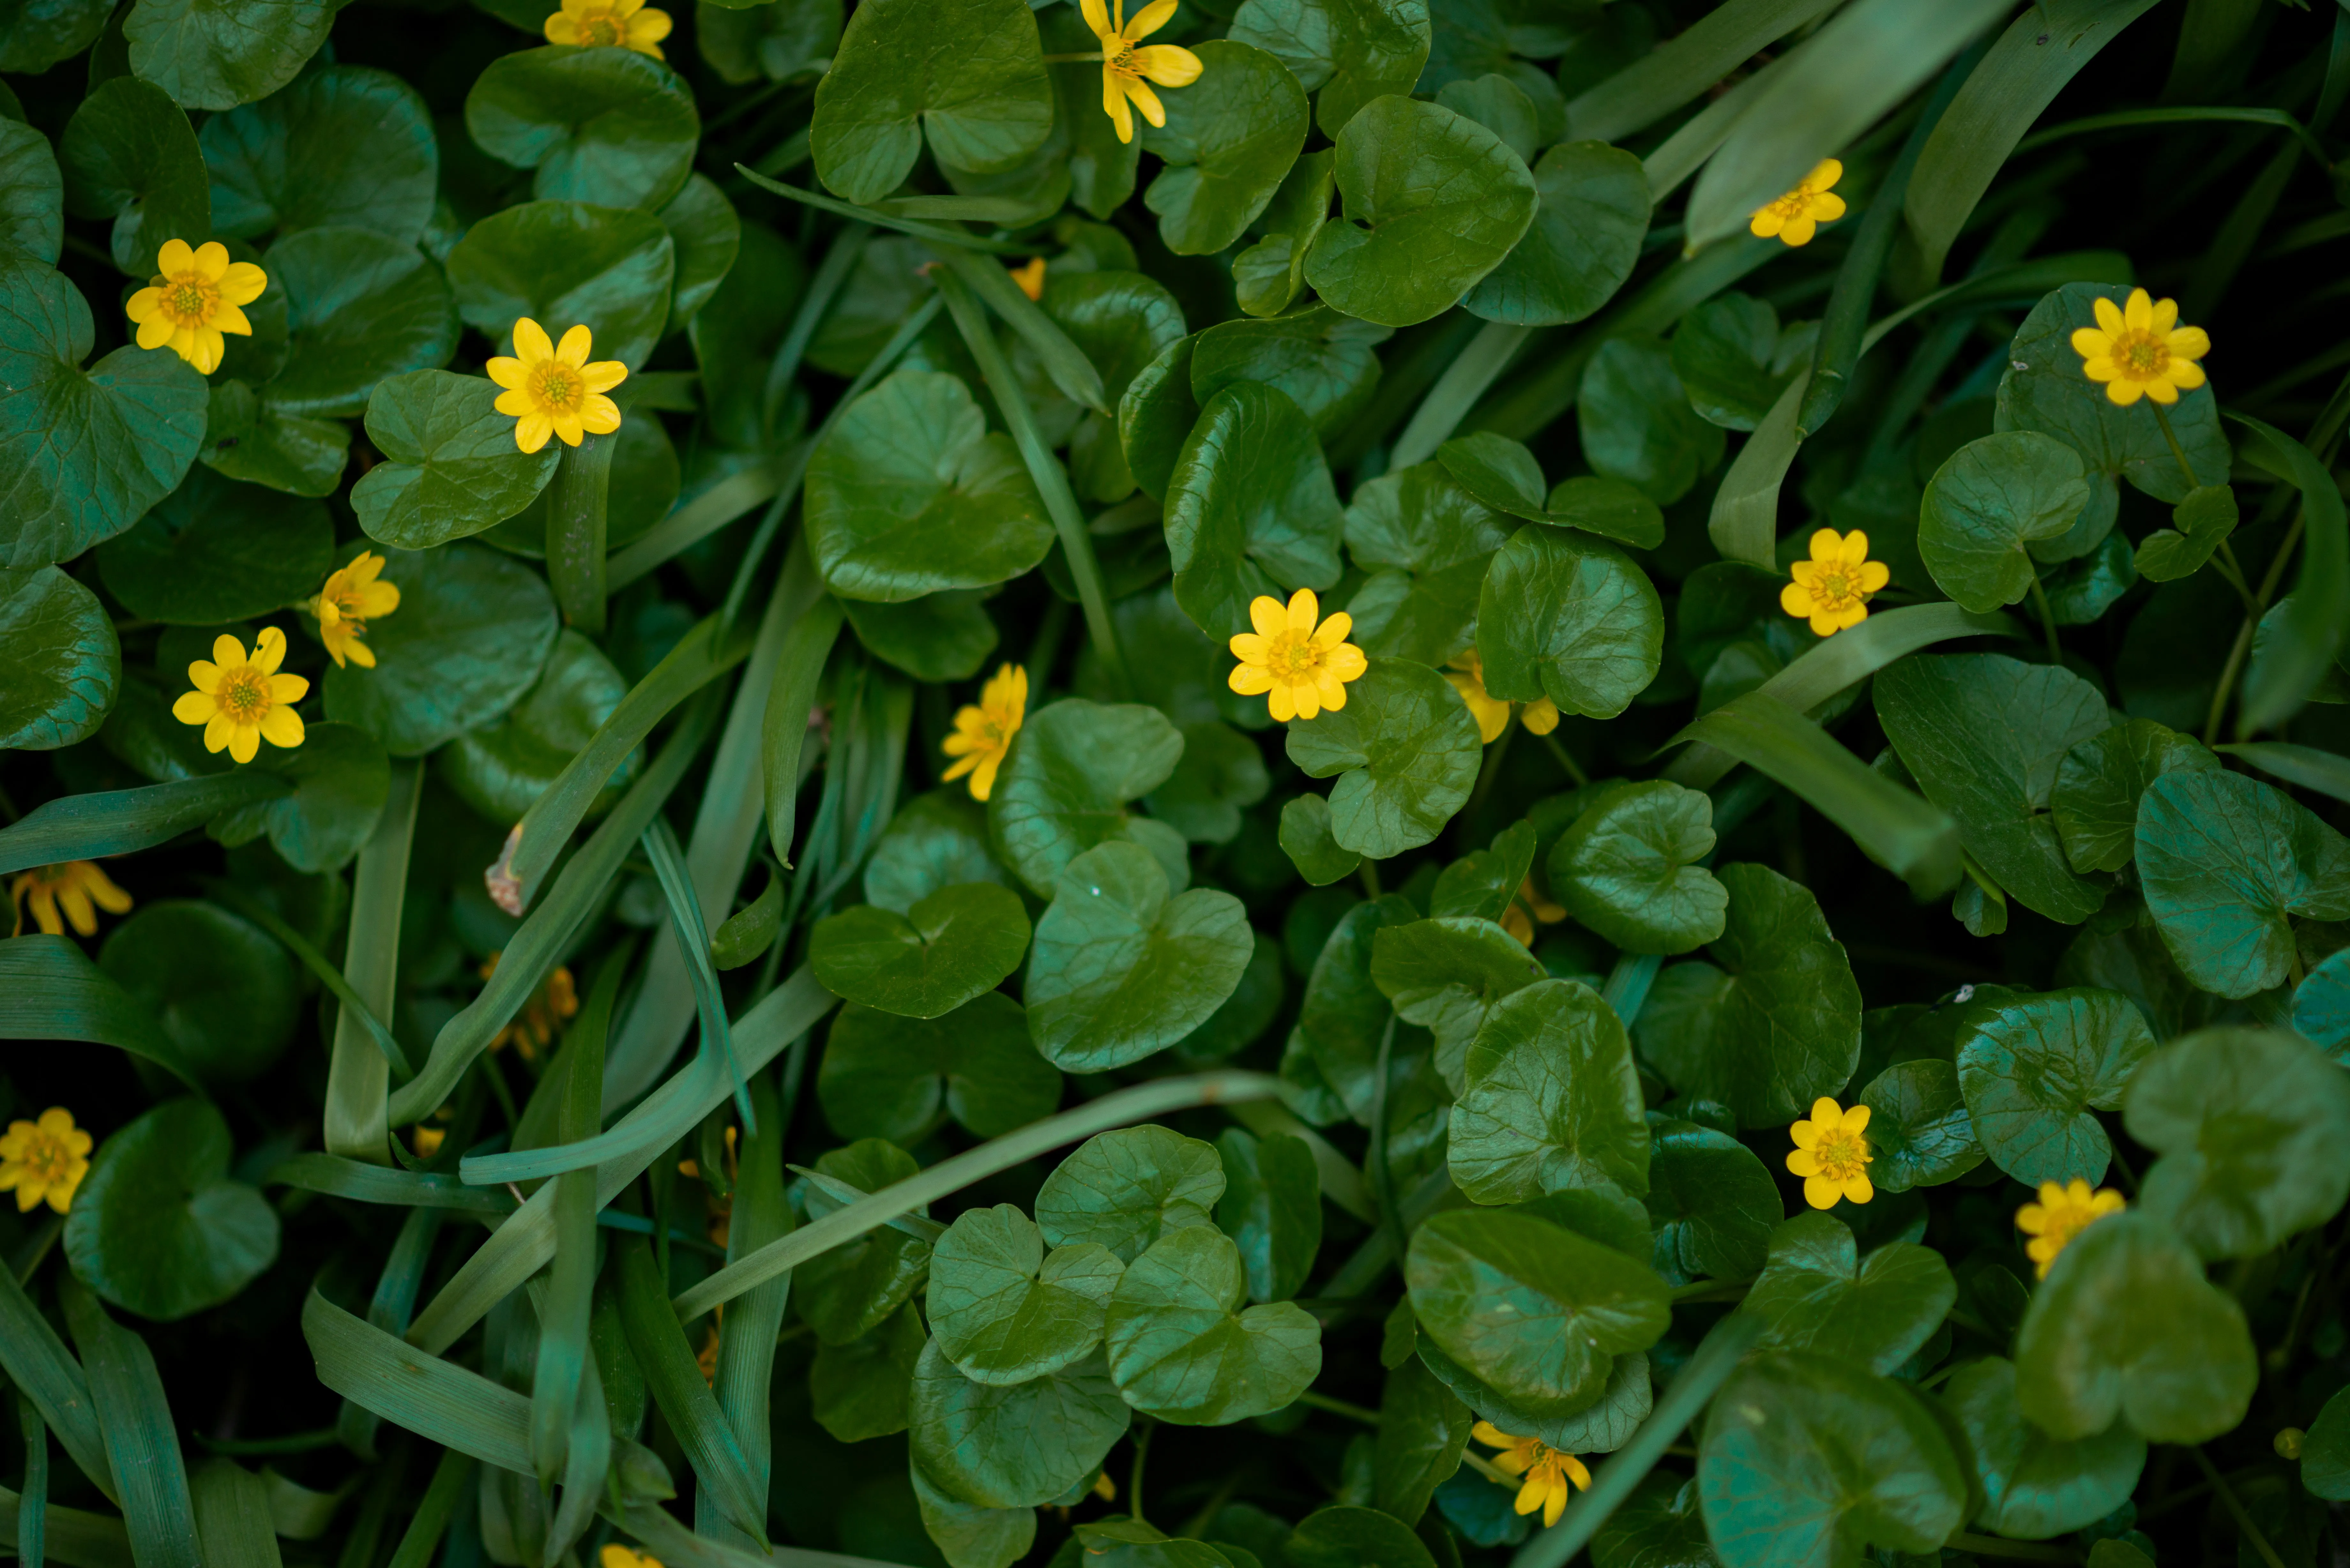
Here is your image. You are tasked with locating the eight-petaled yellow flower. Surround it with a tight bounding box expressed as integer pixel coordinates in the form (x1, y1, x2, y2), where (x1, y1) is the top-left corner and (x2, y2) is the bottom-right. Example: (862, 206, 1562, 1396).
(125, 239, 268, 375)
(1474, 1422, 1589, 1528)
(1081, 0, 1202, 145)
(2070, 287, 2209, 407)
(1780, 527, 1889, 638)
(0, 1109, 93, 1215)
(1444, 649, 1559, 744)
(943, 663, 1027, 803)
(544, 0, 670, 55)
(1009, 257, 1047, 301)
(172, 628, 308, 765)
(487, 318, 628, 455)
(1749, 159, 1846, 248)
(1787, 1095, 1873, 1210)
(1228, 590, 1367, 723)
(481, 953, 580, 1060)
(2017, 1179, 2126, 1279)
(310, 550, 401, 669)
(602, 1547, 663, 1568)
(11, 862, 132, 939)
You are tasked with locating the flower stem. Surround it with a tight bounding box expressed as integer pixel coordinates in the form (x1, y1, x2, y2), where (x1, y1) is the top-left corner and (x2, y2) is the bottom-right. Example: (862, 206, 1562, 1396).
(546, 428, 616, 634)
(2148, 399, 2201, 489)
(2204, 511, 2305, 743)
(1042, 50, 1103, 61)
(2192, 1445, 2289, 1568)
(1296, 1391, 1381, 1427)
(1127, 1418, 1154, 1528)
(1539, 730, 1590, 787)
(2027, 572, 2063, 665)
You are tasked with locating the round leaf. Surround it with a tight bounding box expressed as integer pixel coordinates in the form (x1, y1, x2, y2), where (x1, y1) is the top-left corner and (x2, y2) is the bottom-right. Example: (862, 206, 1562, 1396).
(0, 119, 64, 265)
(812, 881, 1032, 1020)
(1745, 1213, 1956, 1376)
(1286, 1508, 1434, 1568)
(2293, 946, 2350, 1060)
(352, 370, 561, 549)
(987, 697, 1185, 896)
(1139, 40, 1308, 257)
(1192, 305, 1390, 438)
(99, 899, 297, 1082)
(0, 0, 108, 72)
(1576, 335, 1724, 505)
(1919, 432, 2092, 613)
(60, 76, 209, 273)
(2136, 767, 2350, 999)
(198, 64, 437, 243)
(928, 1204, 1124, 1387)
(1955, 987, 2153, 1187)
(864, 788, 1012, 915)
(445, 199, 675, 372)
(1942, 1357, 2144, 1540)
(1104, 1224, 1321, 1424)
(123, 0, 334, 111)
(208, 720, 390, 873)
(1643, 1118, 1778, 1285)
(907, 1338, 1129, 1509)
(2049, 717, 2216, 876)
(1549, 780, 1725, 955)
(0, 566, 118, 751)
(1665, 295, 1808, 433)
(819, 992, 1061, 1143)
(93, 464, 332, 623)
(1285, 657, 1482, 859)
(262, 224, 458, 418)
(1226, 0, 1428, 138)
(1856, 1059, 1983, 1193)
(1163, 380, 1344, 640)
(63, 1097, 278, 1320)
(809, 0, 1051, 205)
(1464, 139, 1648, 328)
(1449, 978, 1648, 1204)
(1036, 1125, 1224, 1264)
(1476, 524, 1662, 720)
(466, 47, 699, 212)
(438, 629, 633, 824)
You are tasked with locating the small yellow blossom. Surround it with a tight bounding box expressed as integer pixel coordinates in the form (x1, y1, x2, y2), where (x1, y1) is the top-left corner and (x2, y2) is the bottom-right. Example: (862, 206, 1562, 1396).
(2070, 287, 2209, 407)
(1091, 1473, 1117, 1502)
(1749, 159, 1846, 248)
(1474, 1422, 1588, 1528)
(1780, 528, 1889, 638)
(544, 0, 670, 54)
(171, 628, 308, 765)
(310, 550, 401, 669)
(943, 663, 1028, 803)
(1787, 1095, 1872, 1210)
(1501, 877, 1565, 947)
(10, 862, 132, 939)
(1444, 649, 1558, 744)
(0, 1109, 93, 1215)
(1228, 590, 1368, 723)
(481, 954, 580, 1060)
(487, 318, 627, 455)
(2016, 1179, 2125, 1278)
(125, 240, 267, 374)
(411, 1124, 446, 1159)
(1009, 257, 1047, 301)
(1081, 0, 1202, 144)
(602, 1547, 664, 1568)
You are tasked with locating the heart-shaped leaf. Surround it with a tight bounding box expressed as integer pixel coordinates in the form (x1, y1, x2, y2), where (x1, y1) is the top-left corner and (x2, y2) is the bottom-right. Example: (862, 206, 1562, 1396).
(810, 0, 1051, 205)
(1192, 305, 1390, 438)
(59, 76, 209, 272)
(1856, 1059, 1983, 1193)
(445, 199, 675, 372)
(260, 224, 458, 418)
(1164, 380, 1344, 640)
(2136, 767, 2350, 999)
(1644, 1118, 1779, 1285)
(353, 370, 561, 549)
(1919, 431, 2091, 613)
(1476, 525, 1662, 720)
(1285, 657, 1483, 859)
(124, 0, 334, 110)
(1464, 139, 1648, 328)
(1369, 915, 1543, 1090)
(1666, 295, 1809, 432)
(812, 881, 1032, 1020)
(908, 1339, 1130, 1508)
(796, 1139, 932, 1344)
(0, 566, 118, 751)
(1746, 1212, 1956, 1375)
(988, 697, 1184, 896)
(207, 720, 390, 874)
(1449, 977, 1648, 1203)
(864, 788, 1013, 914)
(438, 629, 633, 824)
(1956, 987, 2153, 1187)
(2049, 717, 2217, 875)
(1549, 779, 1726, 955)
(62, 1096, 279, 1320)
(1138, 40, 1308, 257)
(93, 464, 333, 623)
(1104, 1223, 1321, 1424)
(927, 1203, 1125, 1387)
(0, 119, 64, 266)
(819, 992, 1059, 1144)
(1228, 0, 1428, 137)
(1036, 1125, 1224, 1264)
(199, 64, 437, 245)
(0, 0, 108, 72)
(98, 899, 298, 1082)
(1577, 335, 1725, 506)
(1942, 1357, 2145, 1540)
(466, 46, 699, 212)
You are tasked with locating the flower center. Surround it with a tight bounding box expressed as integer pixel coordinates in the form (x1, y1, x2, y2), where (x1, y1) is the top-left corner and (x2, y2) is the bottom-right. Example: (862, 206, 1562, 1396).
(1769, 185, 1815, 218)
(15, 1132, 71, 1185)
(533, 364, 582, 411)
(1269, 630, 1323, 680)
(219, 666, 271, 722)
(1813, 1127, 1868, 1182)
(2119, 333, 2170, 379)
(1106, 39, 1137, 75)
(1816, 570, 1853, 606)
(581, 11, 624, 43)
(164, 273, 218, 325)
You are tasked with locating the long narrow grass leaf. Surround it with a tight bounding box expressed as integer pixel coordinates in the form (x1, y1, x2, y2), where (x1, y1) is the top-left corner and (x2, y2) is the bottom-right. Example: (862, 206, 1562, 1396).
(60, 1280, 199, 1568)
(0, 938, 204, 1093)
(0, 1489, 130, 1568)
(384, 1450, 473, 1568)
(324, 762, 422, 1163)
(0, 1270, 111, 1504)
(267, 1156, 512, 1213)
(701, 1074, 789, 1549)
(1564, 0, 1841, 143)
(0, 775, 289, 875)
(611, 1498, 904, 1568)
(728, 169, 1026, 254)
(615, 1239, 766, 1543)
(340, 1202, 449, 1456)
(2226, 414, 2350, 735)
(211, 881, 407, 1079)
(17, 1395, 43, 1568)
(607, 465, 782, 592)
(2217, 743, 2350, 805)
(936, 246, 1107, 413)
(529, 959, 613, 1482)
(188, 1462, 282, 1568)
(762, 223, 869, 439)
(1388, 321, 1530, 473)
(761, 596, 844, 873)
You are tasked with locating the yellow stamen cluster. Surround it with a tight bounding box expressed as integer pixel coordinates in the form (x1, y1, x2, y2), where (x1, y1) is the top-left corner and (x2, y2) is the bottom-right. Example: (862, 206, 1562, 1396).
(125, 240, 268, 374)
(172, 628, 308, 764)
(2071, 287, 2210, 407)
(487, 318, 628, 454)
(1748, 160, 1846, 248)
(1780, 528, 1889, 638)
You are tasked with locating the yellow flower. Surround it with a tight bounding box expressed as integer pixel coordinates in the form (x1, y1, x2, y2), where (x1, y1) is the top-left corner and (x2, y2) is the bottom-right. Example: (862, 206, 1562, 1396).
(1779, 527, 1889, 638)
(411, 1125, 446, 1159)
(1473, 1422, 1589, 1528)
(309, 550, 401, 670)
(1500, 877, 1565, 947)
(2070, 287, 2209, 407)
(1009, 257, 1047, 301)
(943, 663, 1028, 803)
(1444, 649, 1559, 744)
(486, 318, 627, 455)
(10, 862, 132, 939)
(2016, 1179, 2126, 1278)
(544, 0, 670, 54)
(171, 628, 308, 765)
(1748, 159, 1846, 247)
(1080, 0, 1202, 145)
(1227, 589, 1368, 723)
(481, 954, 580, 1060)
(602, 1548, 663, 1568)
(125, 239, 267, 375)
(0, 1109, 93, 1215)
(1787, 1096, 1873, 1210)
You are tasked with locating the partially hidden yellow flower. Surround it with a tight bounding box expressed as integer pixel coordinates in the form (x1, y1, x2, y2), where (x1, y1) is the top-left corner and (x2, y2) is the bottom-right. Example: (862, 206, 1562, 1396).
(125, 239, 268, 375)
(1501, 878, 1565, 948)
(171, 628, 307, 765)
(943, 663, 1028, 803)
(544, 0, 669, 55)
(1779, 527, 1889, 638)
(481, 953, 580, 1060)
(10, 862, 131, 939)
(2070, 287, 2209, 407)
(487, 318, 627, 455)
(1787, 1096, 1873, 1210)
(0, 1109, 93, 1215)
(1228, 590, 1367, 724)
(1081, 0, 1202, 145)
(310, 550, 401, 669)
(1749, 159, 1846, 247)
(1474, 1422, 1589, 1528)
(2016, 1179, 2126, 1279)
(1444, 649, 1558, 744)
(1009, 257, 1047, 301)
(602, 1547, 664, 1568)
(411, 1124, 446, 1159)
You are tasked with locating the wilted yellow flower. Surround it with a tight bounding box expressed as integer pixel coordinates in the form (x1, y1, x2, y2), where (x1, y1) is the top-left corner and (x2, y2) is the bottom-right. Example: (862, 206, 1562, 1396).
(1474, 1421, 1588, 1528)
(310, 550, 401, 669)
(544, 0, 670, 54)
(1787, 1096, 1873, 1210)
(410, 1125, 446, 1159)
(10, 862, 131, 939)
(0, 1109, 92, 1215)
(943, 663, 1027, 803)
(1444, 649, 1559, 743)
(1749, 159, 1846, 247)
(481, 954, 580, 1060)
(125, 239, 267, 374)
(2070, 287, 2209, 407)
(1228, 590, 1367, 724)
(1009, 257, 1047, 301)
(172, 628, 307, 765)
(1081, 0, 1202, 144)
(487, 318, 627, 455)
(1779, 528, 1889, 638)
(2016, 1179, 2126, 1278)
(1501, 877, 1565, 947)
(601, 1547, 663, 1568)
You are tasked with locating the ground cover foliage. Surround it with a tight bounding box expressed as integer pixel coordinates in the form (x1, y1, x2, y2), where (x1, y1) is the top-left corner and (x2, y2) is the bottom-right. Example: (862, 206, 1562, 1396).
(9, 0, 2350, 1565)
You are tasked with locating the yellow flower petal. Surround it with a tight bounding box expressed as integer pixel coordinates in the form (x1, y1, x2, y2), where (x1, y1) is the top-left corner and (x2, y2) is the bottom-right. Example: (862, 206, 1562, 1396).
(1802, 1173, 1842, 1210)
(513, 317, 554, 362)
(2123, 287, 2153, 332)
(1780, 581, 1815, 618)
(556, 324, 594, 366)
(172, 691, 217, 724)
(156, 238, 194, 275)
(191, 241, 231, 281)
(487, 356, 528, 389)
(259, 706, 305, 749)
(2092, 296, 2126, 336)
(1248, 595, 1288, 639)
(1132, 43, 1201, 85)
(228, 722, 261, 764)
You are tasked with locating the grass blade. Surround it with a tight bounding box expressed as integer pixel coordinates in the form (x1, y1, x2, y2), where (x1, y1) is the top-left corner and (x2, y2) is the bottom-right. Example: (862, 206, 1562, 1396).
(761, 595, 844, 872)
(17, 1394, 43, 1568)
(0, 938, 204, 1093)
(324, 759, 422, 1164)
(2218, 742, 2350, 805)
(0, 1488, 130, 1568)
(0, 775, 288, 875)
(1565, 0, 1841, 144)
(189, 1461, 282, 1568)
(0, 1270, 111, 1504)
(729, 168, 1027, 254)
(936, 246, 1108, 413)
(383, 1450, 474, 1568)
(615, 1237, 767, 1544)
(60, 1279, 200, 1568)
(2227, 414, 2350, 735)
(529, 958, 613, 1482)
(700, 1073, 789, 1548)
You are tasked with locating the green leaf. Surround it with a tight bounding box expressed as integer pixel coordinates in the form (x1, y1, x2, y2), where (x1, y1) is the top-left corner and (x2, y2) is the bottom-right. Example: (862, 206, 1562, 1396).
(1164, 381, 1344, 640)
(1118, 336, 1197, 506)
(208, 720, 389, 874)
(1636, 863, 1861, 1128)
(195, 378, 348, 497)
(1644, 1118, 1778, 1285)
(1230, 150, 1334, 318)
(1855, 1059, 1982, 1193)
(810, 883, 1030, 1021)
(0, 118, 64, 266)
(123, 0, 332, 110)
(809, 1301, 922, 1443)
(1449, 978, 1647, 1203)
(1422, 1337, 1654, 1459)
(1955, 987, 2153, 1187)
(656, 173, 738, 337)
(0, 256, 205, 569)
(2133, 484, 2237, 583)
(2136, 767, 2350, 999)
(99, 900, 297, 1082)
(2294, 947, 2350, 1060)
(2043, 529, 2137, 625)
(1139, 41, 1308, 257)
(1549, 780, 1726, 955)
(445, 199, 675, 372)
(1228, 0, 1429, 137)
(1148, 720, 1270, 845)
(988, 698, 1185, 896)
(198, 64, 436, 244)
(1476, 525, 1663, 718)
(925, 1203, 1124, 1387)
(1406, 1207, 1668, 1415)
(0, 567, 118, 750)
(1305, 95, 1537, 329)
(1373, 1356, 1470, 1527)
(261, 224, 457, 418)
(1875, 653, 2112, 925)
(807, 368, 1054, 603)
(1369, 915, 1544, 1090)
(1104, 1223, 1320, 1424)
(1591, 1474, 1714, 1568)
(63, 1097, 279, 1321)
(1287, 894, 1411, 1123)
(1430, 818, 1535, 923)
(2049, 717, 2217, 875)
(1664, 294, 1809, 432)
(2126, 1026, 2350, 1261)
(907, 1340, 1128, 1508)
(1345, 459, 1511, 585)
(864, 788, 1013, 915)
(911, 1456, 1037, 1568)
(1286, 1507, 1434, 1568)
(0, 0, 107, 73)
(1746, 1213, 1955, 1375)
(1576, 335, 1725, 505)
(818, 992, 1060, 1144)
(1213, 1128, 1321, 1303)
(2013, 1210, 2257, 1443)
(439, 630, 633, 825)
(1286, 658, 1483, 858)
(1697, 1351, 1967, 1568)
(468, 47, 698, 212)
(1918, 432, 2091, 613)
(810, 0, 1049, 204)
(59, 1278, 198, 1568)
(321, 542, 559, 758)
(1035, 1125, 1224, 1264)
(1462, 139, 1647, 328)
(59, 77, 208, 273)
(1193, 305, 1391, 438)
(92, 466, 331, 623)
(1941, 1355, 2143, 1540)
(2303, 1384, 2350, 1500)
(795, 1140, 932, 1346)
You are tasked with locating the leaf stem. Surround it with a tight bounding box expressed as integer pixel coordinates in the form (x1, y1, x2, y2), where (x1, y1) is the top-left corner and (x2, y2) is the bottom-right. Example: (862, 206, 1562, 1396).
(1295, 1391, 1380, 1427)
(2191, 1445, 2289, 1568)
(1127, 1418, 1154, 1528)
(2027, 572, 2063, 665)
(1539, 730, 1590, 787)
(2148, 400, 2201, 490)
(2203, 511, 2305, 743)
